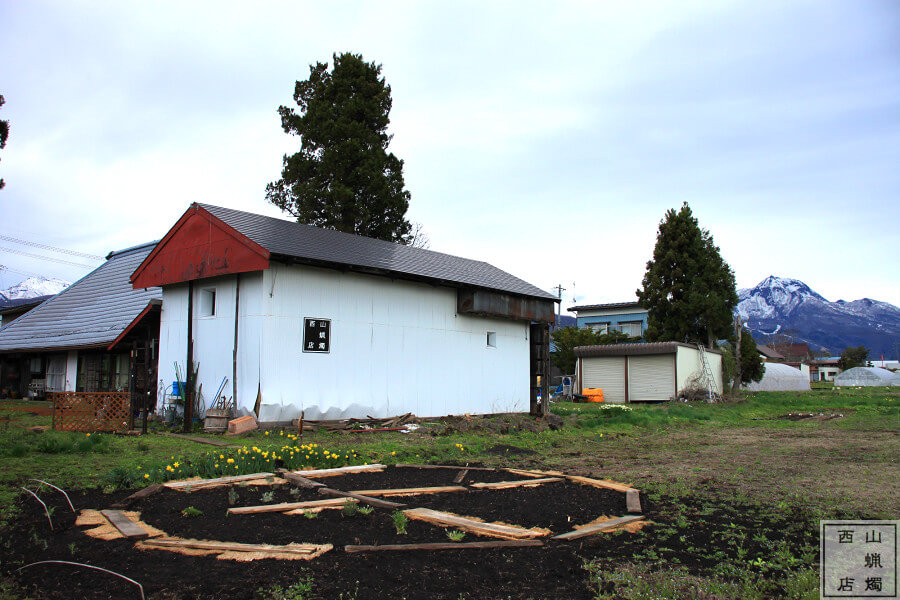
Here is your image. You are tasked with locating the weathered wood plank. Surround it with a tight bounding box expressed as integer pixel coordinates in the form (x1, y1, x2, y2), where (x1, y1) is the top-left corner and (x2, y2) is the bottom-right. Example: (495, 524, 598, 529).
(227, 498, 348, 515)
(452, 469, 469, 484)
(292, 464, 386, 478)
(345, 539, 544, 553)
(317, 488, 406, 509)
(164, 473, 274, 490)
(469, 477, 564, 490)
(395, 464, 496, 471)
(111, 484, 165, 508)
(504, 468, 565, 478)
(403, 508, 550, 540)
(276, 470, 325, 488)
(142, 538, 326, 555)
(100, 509, 150, 540)
(350, 486, 467, 497)
(626, 489, 642, 513)
(553, 515, 644, 540)
(565, 475, 636, 493)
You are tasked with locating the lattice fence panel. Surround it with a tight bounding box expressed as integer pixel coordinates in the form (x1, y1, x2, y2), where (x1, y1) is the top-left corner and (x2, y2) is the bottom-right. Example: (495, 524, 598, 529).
(50, 392, 131, 432)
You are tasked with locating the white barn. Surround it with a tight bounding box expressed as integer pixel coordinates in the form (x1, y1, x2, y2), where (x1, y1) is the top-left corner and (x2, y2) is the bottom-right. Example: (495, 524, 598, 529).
(573, 342, 724, 402)
(131, 204, 556, 422)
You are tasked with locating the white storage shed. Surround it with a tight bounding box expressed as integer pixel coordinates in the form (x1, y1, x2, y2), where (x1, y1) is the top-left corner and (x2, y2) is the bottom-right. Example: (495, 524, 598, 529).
(573, 342, 723, 403)
(131, 204, 556, 422)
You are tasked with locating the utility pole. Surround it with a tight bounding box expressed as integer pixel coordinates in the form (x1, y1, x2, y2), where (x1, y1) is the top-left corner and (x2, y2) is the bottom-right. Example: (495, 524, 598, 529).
(552, 284, 566, 327)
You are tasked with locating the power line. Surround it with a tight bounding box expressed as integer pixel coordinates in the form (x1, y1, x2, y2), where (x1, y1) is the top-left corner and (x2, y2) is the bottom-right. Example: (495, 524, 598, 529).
(0, 234, 104, 260)
(0, 246, 96, 268)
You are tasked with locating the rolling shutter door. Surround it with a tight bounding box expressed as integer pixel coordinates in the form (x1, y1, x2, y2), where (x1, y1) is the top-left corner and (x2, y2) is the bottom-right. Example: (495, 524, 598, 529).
(628, 355, 675, 401)
(581, 357, 626, 403)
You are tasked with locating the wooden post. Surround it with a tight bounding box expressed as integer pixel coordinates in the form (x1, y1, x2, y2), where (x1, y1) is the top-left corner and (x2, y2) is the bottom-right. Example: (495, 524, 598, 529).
(731, 315, 742, 396)
(184, 280, 194, 433)
(232, 273, 240, 412)
(541, 322, 550, 417)
(127, 341, 136, 431)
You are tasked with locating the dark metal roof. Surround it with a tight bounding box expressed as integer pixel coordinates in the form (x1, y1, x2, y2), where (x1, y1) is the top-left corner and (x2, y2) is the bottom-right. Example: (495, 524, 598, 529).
(574, 341, 722, 358)
(756, 344, 784, 360)
(569, 301, 644, 312)
(0, 242, 161, 352)
(199, 204, 555, 301)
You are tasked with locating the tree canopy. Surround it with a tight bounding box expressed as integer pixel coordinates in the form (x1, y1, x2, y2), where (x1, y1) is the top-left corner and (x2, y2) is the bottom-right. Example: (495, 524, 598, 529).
(266, 53, 413, 244)
(0, 94, 8, 190)
(637, 203, 738, 347)
(550, 326, 631, 374)
(838, 345, 870, 370)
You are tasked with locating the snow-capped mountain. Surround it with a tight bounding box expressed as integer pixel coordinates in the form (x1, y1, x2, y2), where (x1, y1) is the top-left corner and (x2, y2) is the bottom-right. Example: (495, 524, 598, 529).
(0, 277, 70, 306)
(737, 276, 900, 358)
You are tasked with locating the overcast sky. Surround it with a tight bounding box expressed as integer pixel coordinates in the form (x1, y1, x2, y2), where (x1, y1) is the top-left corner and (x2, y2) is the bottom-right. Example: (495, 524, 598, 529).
(1, 0, 898, 311)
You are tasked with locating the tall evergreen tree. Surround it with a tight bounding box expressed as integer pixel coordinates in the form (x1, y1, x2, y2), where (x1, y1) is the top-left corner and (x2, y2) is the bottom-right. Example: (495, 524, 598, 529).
(266, 53, 412, 243)
(0, 94, 8, 190)
(637, 203, 738, 347)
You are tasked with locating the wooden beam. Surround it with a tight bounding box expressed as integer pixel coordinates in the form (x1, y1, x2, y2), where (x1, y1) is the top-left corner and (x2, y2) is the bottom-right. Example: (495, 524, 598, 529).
(317, 487, 406, 509)
(469, 477, 564, 490)
(276, 469, 325, 489)
(99, 509, 150, 540)
(227, 498, 348, 515)
(565, 475, 637, 493)
(291, 464, 386, 478)
(164, 473, 274, 490)
(394, 464, 496, 471)
(403, 508, 550, 540)
(452, 469, 469, 484)
(553, 515, 644, 540)
(345, 540, 544, 553)
(504, 468, 566, 478)
(141, 538, 327, 555)
(350, 486, 467, 497)
(626, 489, 642, 513)
(111, 484, 165, 508)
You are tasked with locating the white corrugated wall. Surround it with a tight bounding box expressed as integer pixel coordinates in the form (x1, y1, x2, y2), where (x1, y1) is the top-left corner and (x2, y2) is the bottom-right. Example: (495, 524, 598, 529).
(628, 354, 675, 401)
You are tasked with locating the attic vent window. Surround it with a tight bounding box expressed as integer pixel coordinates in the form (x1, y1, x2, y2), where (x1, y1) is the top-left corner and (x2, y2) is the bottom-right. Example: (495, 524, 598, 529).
(200, 288, 216, 317)
(486, 331, 497, 348)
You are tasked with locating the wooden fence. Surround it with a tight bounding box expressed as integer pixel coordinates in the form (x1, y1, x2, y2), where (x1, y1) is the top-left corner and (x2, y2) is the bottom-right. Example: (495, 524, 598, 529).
(49, 392, 132, 432)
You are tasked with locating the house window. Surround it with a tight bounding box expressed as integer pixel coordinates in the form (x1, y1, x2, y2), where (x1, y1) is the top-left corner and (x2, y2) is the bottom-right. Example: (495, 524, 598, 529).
(589, 323, 610, 334)
(617, 321, 643, 338)
(199, 288, 216, 317)
(486, 331, 497, 348)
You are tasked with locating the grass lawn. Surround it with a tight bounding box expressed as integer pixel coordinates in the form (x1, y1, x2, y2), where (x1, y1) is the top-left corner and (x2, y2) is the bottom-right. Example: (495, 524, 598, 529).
(1, 386, 897, 599)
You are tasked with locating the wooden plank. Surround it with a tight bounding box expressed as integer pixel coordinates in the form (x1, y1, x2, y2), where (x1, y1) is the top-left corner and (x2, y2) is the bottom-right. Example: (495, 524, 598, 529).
(469, 477, 564, 490)
(345, 539, 544, 553)
(227, 498, 347, 515)
(553, 515, 644, 540)
(395, 464, 496, 472)
(626, 489, 642, 513)
(157, 432, 238, 447)
(504, 468, 565, 478)
(142, 538, 325, 555)
(99, 509, 150, 540)
(350, 486, 467, 497)
(164, 473, 274, 490)
(403, 508, 550, 540)
(276, 470, 325, 488)
(565, 475, 636, 493)
(111, 484, 165, 508)
(317, 488, 406, 509)
(292, 464, 386, 478)
(452, 469, 469, 484)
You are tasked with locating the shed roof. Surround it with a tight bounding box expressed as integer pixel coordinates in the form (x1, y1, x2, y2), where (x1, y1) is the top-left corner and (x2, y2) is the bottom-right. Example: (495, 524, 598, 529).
(133, 203, 555, 301)
(756, 344, 784, 360)
(568, 301, 643, 312)
(0, 242, 161, 352)
(574, 341, 722, 358)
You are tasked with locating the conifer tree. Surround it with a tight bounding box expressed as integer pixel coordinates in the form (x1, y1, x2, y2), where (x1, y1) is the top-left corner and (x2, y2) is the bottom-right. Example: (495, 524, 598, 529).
(637, 203, 738, 347)
(266, 53, 412, 243)
(0, 94, 8, 190)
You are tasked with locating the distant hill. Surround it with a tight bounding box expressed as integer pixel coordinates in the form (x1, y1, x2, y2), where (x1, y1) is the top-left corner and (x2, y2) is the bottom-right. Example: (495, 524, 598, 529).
(737, 276, 900, 359)
(0, 277, 69, 308)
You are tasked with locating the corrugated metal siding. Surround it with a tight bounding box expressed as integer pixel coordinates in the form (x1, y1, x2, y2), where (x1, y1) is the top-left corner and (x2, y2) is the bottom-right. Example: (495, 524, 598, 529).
(581, 357, 626, 403)
(0, 243, 161, 352)
(199, 204, 554, 301)
(629, 355, 675, 401)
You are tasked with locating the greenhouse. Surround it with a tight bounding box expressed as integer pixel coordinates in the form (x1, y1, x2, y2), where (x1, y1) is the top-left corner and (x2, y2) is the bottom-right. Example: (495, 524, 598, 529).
(833, 366, 900, 387)
(744, 362, 811, 392)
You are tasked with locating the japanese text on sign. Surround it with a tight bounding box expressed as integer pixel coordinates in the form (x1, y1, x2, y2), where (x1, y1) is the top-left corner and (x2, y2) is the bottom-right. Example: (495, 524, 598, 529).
(302, 318, 331, 353)
(821, 520, 897, 598)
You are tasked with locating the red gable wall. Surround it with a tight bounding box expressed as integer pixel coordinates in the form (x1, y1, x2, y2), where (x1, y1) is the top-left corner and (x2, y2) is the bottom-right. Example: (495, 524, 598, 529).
(131, 204, 270, 289)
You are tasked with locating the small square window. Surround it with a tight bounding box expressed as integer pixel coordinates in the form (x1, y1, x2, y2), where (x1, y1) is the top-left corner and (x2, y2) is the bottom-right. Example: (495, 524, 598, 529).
(199, 288, 216, 317)
(486, 331, 497, 348)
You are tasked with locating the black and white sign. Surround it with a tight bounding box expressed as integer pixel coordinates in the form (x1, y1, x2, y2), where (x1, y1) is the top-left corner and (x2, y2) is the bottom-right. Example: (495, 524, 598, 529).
(303, 318, 331, 353)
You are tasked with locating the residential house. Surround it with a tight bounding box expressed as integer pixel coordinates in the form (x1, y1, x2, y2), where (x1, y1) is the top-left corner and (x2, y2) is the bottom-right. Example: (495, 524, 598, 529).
(130, 203, 556, 422)
(569, 301, 648, 338)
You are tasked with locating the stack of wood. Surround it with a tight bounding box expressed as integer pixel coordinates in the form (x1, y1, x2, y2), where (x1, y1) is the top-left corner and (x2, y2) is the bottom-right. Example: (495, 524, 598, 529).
(292, 413, 417, 433)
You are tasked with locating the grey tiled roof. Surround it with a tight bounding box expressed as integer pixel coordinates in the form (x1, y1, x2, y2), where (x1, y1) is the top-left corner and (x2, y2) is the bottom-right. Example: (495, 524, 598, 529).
(574, 342, 723, 357)
(0, 242, 161, 352)
(200, 204, 555, 301)
(569, 301, 643, 312)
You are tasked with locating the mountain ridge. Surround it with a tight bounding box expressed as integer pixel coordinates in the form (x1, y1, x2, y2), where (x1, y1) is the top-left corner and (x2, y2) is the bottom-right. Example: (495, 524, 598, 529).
(0, 277, 70, 307)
